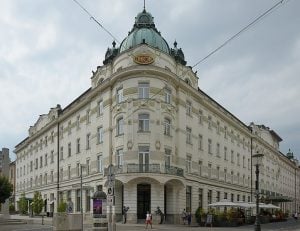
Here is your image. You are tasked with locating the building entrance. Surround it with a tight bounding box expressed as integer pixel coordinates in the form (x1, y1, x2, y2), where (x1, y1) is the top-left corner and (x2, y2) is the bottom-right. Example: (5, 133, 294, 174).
(137, 184, 151, 220)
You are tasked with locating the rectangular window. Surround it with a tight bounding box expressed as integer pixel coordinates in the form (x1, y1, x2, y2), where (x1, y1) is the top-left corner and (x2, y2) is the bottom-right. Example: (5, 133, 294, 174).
(231, 193, 234, 202)
(116, 88, 123, 103)
(51, 131, 54, 143)
(199, 110, 203, 124)
(224, 192, 228, 200)
(198, 135, 203, 150)
(98, 100, 103, 116)
(164, 118, 171, 136)
(68, 165, 71, 179)
(35, 158, 38, 169)
(237, 153, 240, 166)
(76, 163, 80, 177)
(86, 190, 91, 212)
(76, 115, 80, 130)
(216, 143, 220, 156)
(44, 174, 47, 185)
(138, 82, 149, 99)
(60, 147, 64, 160)
(224, 147, 227, 160)
(86, 133, 91, 149)
(243, 156, 245, 168)
(186, 186, 192, 212)
(231, 150, 234, 163)
(198, 188, 203, 209)
(51, 170, 54, 183)
(86, 110, 90, 124)
(76, 138, 80, 153)
(186, 155, 191, 173)
(45, 154, 47, 166)
(116, 149, 123, 168)
(208, 163, 212, 178)
(60, 168, 63, 181)
(165, 88, 171, 104)
(208, 190, 212, 204)
(86, 159, 90, 175)
(51, 151, 54, 163)
(76, 189, 81, 212)
(208, 139, 212, 154)
(68, 121, 72, 135)
(208, 116, 212, 129)
(98, 127, 103, 143)
(216, 191, 220, 202)
(186, 127, 192, 144)
(117, 117, 124, 135)
(138, 114, 149, 132)
(186, 101, 192, 115)
(40, 156, 43, 168)
(45, 136, 48, 146)
(97, 154, 103, 172)
(68, 143, 71, 157)
(164, 149, 171, 168)
(60, 126, 64, 138)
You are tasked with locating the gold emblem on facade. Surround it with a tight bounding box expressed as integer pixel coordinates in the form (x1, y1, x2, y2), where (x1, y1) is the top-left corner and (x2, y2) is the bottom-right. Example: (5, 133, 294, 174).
(133, 54, 154, 65)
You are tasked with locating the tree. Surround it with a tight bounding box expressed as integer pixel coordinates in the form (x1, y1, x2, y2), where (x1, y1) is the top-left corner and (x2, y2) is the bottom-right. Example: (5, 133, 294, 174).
(19, 192, 28, 215)
(57, 201, 67, 213)
(0, 175, 13, 204)
(32, 191, 44, 215)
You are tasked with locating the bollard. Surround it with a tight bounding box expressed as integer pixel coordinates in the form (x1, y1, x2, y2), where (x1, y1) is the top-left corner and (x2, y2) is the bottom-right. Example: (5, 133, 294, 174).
(42, 215, 44, 225)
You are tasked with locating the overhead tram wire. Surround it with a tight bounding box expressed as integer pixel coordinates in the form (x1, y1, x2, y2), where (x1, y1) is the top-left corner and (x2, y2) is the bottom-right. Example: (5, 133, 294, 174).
(191, 0, 288, 71)
(72, 0, 169, 123)
(72, 0, 121, 44)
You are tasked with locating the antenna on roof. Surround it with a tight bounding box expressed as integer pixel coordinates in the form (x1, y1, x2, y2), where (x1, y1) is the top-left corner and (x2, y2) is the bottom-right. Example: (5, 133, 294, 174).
(143, 0, 146, 10)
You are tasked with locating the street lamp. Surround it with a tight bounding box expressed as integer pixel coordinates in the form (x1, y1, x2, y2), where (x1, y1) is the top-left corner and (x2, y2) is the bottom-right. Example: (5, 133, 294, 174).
(252, 152, 264, 231)
(80, 164, 87, 231)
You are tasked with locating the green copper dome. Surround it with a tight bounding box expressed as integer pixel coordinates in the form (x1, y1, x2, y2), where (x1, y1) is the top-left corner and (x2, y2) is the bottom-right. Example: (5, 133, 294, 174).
(119, 9, 170, 54)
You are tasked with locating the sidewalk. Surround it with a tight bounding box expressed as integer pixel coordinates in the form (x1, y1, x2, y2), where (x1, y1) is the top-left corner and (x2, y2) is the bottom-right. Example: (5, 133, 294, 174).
(10, 214, 53, 226)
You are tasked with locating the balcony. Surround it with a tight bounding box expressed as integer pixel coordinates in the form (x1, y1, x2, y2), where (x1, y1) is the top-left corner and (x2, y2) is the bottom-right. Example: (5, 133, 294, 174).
(126, 164, 184, 177)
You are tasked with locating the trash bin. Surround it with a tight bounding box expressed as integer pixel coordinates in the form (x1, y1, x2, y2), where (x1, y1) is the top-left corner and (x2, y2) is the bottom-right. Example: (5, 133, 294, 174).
(47, 212, 50, 217)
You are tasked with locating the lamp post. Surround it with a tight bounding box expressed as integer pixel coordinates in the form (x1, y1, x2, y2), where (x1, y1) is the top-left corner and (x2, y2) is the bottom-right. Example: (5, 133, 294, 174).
(252, 153, 264, 231)
(80, 164, 87, 231)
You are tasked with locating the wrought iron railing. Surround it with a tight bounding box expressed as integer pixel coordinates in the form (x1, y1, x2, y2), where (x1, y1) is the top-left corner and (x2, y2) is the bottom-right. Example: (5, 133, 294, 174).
(164, 165, 184, 177)
(126, 164, 184, 177)
(127, 164, 160, 173)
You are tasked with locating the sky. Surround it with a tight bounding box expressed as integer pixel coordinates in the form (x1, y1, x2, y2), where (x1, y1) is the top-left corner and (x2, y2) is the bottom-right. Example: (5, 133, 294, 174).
(0, 0, 299, 161)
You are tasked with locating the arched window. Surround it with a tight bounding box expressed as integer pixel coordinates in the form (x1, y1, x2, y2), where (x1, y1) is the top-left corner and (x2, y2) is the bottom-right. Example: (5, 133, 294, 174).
(116, 117, 124, 135)
(164, 118, 171, 136)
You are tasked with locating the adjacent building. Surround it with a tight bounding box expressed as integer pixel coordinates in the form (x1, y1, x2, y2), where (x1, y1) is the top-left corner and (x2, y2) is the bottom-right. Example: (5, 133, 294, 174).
(14, 8, 299, 223)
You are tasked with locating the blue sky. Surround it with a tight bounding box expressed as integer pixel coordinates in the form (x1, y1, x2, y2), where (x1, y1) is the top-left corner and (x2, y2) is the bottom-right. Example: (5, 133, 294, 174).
(0, 0, 299, 161)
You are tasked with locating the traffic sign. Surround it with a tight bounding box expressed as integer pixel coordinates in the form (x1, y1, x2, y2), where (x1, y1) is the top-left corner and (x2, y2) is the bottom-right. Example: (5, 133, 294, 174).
(107, 186, 114, 196)
(107, 195, 114, 206)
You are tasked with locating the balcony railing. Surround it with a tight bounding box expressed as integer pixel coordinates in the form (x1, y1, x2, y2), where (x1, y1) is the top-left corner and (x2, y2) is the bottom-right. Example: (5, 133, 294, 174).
(165, 165, 184, 177)
(127, 164, 160, 173)
(126, 164, 184, 177)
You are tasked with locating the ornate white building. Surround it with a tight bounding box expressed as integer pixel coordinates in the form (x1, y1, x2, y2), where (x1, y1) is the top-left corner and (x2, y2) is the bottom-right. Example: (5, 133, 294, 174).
(14, 9, 299, 223)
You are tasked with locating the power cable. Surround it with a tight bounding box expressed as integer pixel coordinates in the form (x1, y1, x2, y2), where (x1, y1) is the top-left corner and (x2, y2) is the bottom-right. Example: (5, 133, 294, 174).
(72, 0, 121, 44)
(192, 0, 288, 70)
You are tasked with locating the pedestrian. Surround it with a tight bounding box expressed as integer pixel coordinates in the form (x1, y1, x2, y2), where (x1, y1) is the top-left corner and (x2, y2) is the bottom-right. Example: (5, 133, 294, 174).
(294, 212, 298, 220)
(123, 206, 129, 224)
(145, 211, 152, 229)
(187, 212, 192, 226)
(181, 209, 187, 225)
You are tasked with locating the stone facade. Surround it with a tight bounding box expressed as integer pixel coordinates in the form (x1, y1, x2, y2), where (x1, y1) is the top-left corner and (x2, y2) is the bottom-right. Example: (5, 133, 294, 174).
(14, 9, 299, 224)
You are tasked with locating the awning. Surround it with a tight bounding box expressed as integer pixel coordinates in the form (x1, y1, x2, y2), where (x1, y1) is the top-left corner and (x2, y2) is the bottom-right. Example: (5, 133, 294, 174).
(208, 200, 239, 207)
(268, 196, 293, 202)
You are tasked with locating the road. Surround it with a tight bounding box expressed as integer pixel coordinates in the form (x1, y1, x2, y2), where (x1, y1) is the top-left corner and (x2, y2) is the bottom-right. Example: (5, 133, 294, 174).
(1, 219, 300, 231)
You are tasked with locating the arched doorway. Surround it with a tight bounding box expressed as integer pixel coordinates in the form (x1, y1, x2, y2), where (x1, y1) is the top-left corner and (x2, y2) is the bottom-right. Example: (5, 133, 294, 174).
(137, 183, 151, 220)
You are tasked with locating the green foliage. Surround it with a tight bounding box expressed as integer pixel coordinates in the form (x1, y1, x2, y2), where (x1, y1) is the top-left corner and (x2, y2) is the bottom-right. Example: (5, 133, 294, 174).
(9, 202, 15, 213)
(57, 201, 67, 213)
(19, 192, 28, 215)
(0, 175, 13, 203)
(32, 191, 44, 215)
(195, 207, 205, 224)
